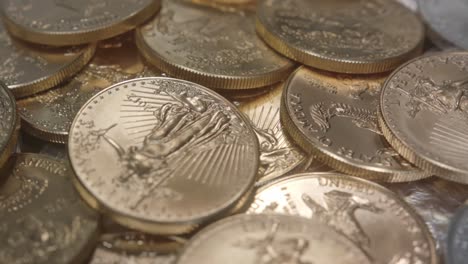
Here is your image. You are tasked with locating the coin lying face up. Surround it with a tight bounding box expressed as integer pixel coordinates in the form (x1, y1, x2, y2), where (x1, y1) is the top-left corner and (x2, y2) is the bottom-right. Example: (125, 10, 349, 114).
(0, 153, 100, 264)
(177, 214, 372, 264)
(0, 82, 19, 173)
(378, 52, 468, 184)
(239, 83, 305, 185)
(446, 203, 468, 264)
(281, 66, 428, 182)
(136, 0, 295, 90)
(0, 22, 95, 98)
(256, 0, 424, 73)
(17, 34, 160, 144)
(1, 0, 161, 46)
(248, 173, 437, 264)
(68, 77, 259, 234)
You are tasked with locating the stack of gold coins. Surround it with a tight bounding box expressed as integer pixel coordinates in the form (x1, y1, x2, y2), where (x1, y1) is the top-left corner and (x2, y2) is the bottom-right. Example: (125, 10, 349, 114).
(0, 0, 467, 263)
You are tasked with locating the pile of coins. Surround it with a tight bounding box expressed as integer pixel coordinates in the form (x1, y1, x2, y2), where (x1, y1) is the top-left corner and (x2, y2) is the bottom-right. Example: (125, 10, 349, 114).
(0, 0, 467, 263)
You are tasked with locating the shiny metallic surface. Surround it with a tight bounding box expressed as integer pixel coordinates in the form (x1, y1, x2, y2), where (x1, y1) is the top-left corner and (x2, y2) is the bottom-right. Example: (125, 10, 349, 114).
(446, 204, 468, 264)
(281, 66, 428, 181)
(378, 52, 468, 183)
(136, 0, 295, 90)
(419, 0, 468, 50)
(17, 34, 161, 144)
(239, 83, 305, 185)
(248, 173, 438, 264)
(0, 22, 95, 98)
(256, 0, 424, 73)
(1, 0, 161, 46)
(0, 82, 19, 173)
(68, 78, 259, 235)
(0, 153, 100, 264)
(177, 214, 372, 264)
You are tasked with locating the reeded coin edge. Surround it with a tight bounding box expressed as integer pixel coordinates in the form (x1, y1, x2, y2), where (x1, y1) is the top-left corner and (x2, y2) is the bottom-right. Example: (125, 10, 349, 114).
(7, 44, 96, 98)
(252, 172, 438, 264)
(135, 29, 296, 90)
(18, 115, 67, 144)
(280, 69, 430, 182)
(377, 51, 468, 184)
(0, 83, 20, 171)
(68, 77, 260, 235)
(1, 0, 161, 46)
(255, 11, 425, 74)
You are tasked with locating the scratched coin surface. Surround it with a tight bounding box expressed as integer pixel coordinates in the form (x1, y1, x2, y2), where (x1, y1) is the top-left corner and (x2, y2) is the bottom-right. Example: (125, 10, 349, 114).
(281, 66, 427, 182)
(136, 0, 295, 90)
(18, 34, 160, 144)
(177, 214, 372, 264)
(248, 173, 437, 264)
(446, 204, 468, 264)
(0, 22, 95, 98)
(418, 0, 468, 50)
(256, 0, 424, 73)
(1, 0, 161, 46)
(68, 77, 259, 234)
(0, 82, 19, 172)
(378, 52, 468, 184)
(0, 153, 99, 264)
(239, 83, 305, 185)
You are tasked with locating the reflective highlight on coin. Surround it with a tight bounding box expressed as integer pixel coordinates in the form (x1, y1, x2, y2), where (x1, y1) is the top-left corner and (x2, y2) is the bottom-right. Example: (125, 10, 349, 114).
(0, 22, 95, 98)
(239, 83, 305, 184)
(177, 214, 372, 264)
(281, 66, 427, 181)
(68, 78, 259, 234)
(2, 0, 161, 46)
(248, 173, 437, 264)
(0, 82, 19, 172)
(446, 205, 468, 264)
(256, 0, 424, 73)
(136, 0, 295, 90)
(378, 52, 468, 184)
(18, 34, 160, 144)
(0, 153, 100, 264)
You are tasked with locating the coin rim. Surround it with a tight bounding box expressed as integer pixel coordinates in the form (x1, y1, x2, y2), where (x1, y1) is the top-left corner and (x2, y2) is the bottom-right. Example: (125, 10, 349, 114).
(68, 77, 260, 235)
(1, 0, 162, 46)
(280, 66, 430, 182)
(255, 0, 425, 74)
(377, 51, 468, 184)
(0, 82, 20, 172)
(134, 8, 296, 90)
(250, 172, 438, 264)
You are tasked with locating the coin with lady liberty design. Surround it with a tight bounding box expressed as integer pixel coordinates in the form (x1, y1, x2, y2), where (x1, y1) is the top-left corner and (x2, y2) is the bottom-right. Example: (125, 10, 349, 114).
(378, 52, 468, 184)
(176, 214, 372, 264)
(247, 173, 437, 264)
(1, 0, 162, 46)
(68, 77, 259, 235)
(281, 66, 428, 182)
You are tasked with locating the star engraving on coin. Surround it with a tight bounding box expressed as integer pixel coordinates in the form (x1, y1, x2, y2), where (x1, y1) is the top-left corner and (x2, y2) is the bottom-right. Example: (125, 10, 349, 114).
(136, 0, 295, 90)
(18, 34, 161, 144)
(239, 83, 305, 185)
(256, 0, 424, 73)
(281, 66, 427, 181)
(248, 173, 437, 264)
(0, 154, 99, 264)
(378, 52, 468, 183)
(177, 214, 372, 264)
(2, 0, 161, 46)
(68, 78, 259, 234)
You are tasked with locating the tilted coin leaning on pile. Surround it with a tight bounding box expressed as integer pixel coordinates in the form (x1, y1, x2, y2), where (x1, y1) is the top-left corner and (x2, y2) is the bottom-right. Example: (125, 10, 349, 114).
(0, 0, 468, 263)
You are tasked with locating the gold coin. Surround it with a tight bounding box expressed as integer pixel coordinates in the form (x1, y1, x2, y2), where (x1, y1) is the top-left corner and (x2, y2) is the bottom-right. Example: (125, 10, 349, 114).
(238, 83, 305, 185)
(256, 0, 424, 73)
(248, 173, 437, 264)
(378, 52, 468, 184)
(0, 153, 100, 264)
(136, 0, 295, 90)
(17, 34, 161, 144)
(0, 82, 19, 173)
(68, 78, 259, 235)
(281, 66, 428, 182)
(177, 214, 372, 264)
(0, 22, 95, 98)
(2, 0, 161, 46)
